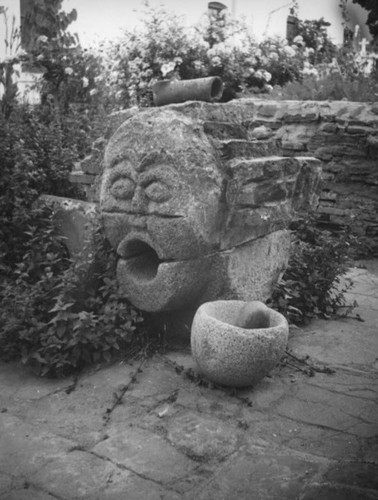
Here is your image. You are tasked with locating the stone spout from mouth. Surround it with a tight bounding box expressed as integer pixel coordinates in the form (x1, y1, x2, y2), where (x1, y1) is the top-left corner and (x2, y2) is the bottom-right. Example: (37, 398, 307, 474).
(117, 239, 164, 282)
(116, 237, 212, 312)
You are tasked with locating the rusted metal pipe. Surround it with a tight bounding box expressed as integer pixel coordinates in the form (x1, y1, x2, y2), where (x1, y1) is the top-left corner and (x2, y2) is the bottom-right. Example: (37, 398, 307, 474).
(152, 77, 223, 106)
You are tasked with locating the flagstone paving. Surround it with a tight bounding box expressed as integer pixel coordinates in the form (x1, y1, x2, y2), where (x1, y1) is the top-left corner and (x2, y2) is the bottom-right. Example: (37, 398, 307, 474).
(0, 261, 377, 499)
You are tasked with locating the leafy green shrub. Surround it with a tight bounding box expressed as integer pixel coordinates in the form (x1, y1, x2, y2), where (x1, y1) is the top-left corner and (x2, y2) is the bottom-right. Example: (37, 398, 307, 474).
(0, 102, 143, 377)
(268, 216, 355, 325)
(0, 105, 79, 278)
(0, 210, 144, 377)
(0, 3, 145, 377)
(31, 36, 117, 116)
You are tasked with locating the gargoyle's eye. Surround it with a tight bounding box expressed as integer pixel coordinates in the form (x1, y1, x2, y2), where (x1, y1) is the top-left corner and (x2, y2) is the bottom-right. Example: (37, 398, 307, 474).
(110, 177, 135, 200)
(144, 181, 171, 203)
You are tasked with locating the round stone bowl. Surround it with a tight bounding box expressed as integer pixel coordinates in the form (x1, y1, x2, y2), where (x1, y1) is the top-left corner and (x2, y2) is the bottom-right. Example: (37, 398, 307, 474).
(191, 300, 289, 388)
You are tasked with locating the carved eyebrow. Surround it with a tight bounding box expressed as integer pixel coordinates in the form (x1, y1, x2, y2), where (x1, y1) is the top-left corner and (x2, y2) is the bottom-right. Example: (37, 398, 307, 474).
(138, 150, 174, 172)
(107, 163, 135, 184)
(109, 155, 129, 169)
(109, 149, 136, 169)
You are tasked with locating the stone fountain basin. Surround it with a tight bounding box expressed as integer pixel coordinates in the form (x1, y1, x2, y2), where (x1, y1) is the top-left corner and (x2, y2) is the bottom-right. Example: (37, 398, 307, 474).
(191, 300, 289, 388)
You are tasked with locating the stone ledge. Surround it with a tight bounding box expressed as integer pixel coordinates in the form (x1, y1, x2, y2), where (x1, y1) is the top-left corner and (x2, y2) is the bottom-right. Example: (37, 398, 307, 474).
(69, 171, 96, 184)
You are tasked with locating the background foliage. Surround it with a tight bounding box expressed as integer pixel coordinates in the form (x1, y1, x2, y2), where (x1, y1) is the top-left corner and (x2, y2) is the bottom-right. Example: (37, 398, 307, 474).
(0, 2, 144, 376)
(0, 218, 144, 377)
(268, 216, 355, 325)
(340, 0, 378, 42)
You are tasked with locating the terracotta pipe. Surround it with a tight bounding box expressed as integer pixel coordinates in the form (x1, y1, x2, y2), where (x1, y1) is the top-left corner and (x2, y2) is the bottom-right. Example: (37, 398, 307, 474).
(152, 76, 223, 106)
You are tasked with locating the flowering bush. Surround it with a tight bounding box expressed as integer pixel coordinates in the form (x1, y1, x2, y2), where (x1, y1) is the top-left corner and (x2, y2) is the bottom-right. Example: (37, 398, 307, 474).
(102, 5, 210, 107)
(102, 5, 309, 106)
(270, 30, 378, 102)
(198, 10, 263, 99)
(255, 35, 304, 88)
(294, 17, 337, 65)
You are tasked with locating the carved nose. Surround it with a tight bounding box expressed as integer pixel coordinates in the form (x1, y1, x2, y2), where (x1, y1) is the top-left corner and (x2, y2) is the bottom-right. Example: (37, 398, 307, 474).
(131, 186, 148, 212)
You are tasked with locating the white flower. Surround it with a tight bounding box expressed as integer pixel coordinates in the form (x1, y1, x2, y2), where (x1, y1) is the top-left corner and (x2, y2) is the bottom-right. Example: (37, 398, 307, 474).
(161, 61, 176, 77)
(37, 35, 48, 44)
(293, 35, 304, 46)
(302, 65, 319, 78)
(261, 70, 272, 82)
(211, 55, 222, 67)
(269, 52, 279, 62)
(89, 88, 98, 96)
(82, 76, 89, 88)
(283, 45, 296, 58)
(304, 47, 315, 58)
(109, 71, 119, 83)
(17, 48, 27, 57)
(64, 67, 74, 75)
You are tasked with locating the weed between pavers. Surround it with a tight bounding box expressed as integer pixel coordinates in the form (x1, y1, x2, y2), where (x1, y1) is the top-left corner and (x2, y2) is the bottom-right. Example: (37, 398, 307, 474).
(282, 350, 336, 377)
(164, 357, 253, 407)
(102, 352, 148, 425)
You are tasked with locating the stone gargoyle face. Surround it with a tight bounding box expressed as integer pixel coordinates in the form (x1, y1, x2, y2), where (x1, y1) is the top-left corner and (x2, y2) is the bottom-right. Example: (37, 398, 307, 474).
(100, 108, 321, 312)
(100, 109, 224, 311)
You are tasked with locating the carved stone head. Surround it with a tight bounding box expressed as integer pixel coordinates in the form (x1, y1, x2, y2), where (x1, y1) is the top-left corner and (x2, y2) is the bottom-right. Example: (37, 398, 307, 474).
(100, 109, 225, 311)
(100, 107, 321, 311)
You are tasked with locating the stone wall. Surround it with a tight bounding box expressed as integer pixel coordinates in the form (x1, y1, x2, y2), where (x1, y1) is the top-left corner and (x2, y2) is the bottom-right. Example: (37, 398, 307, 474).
(71, 99, 378, 253)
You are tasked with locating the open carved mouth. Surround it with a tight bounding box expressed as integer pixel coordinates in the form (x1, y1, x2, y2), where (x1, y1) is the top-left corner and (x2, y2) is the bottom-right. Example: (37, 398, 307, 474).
(116, 235, 212, 311)
(117, 239, 165, 282)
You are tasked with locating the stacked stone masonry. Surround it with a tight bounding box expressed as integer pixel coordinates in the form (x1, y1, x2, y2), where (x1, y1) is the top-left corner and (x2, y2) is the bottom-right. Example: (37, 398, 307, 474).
(71, 99, 378, 251)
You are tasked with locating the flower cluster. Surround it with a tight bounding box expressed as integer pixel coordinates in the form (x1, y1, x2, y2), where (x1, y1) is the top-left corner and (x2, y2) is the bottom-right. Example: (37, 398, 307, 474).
(101, 5, 316, 106)
(16, 3, 374, 112)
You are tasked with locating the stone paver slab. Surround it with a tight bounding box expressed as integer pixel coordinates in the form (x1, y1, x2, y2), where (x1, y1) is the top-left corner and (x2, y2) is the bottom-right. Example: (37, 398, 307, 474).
(0, 414, 76, 477)
(33, 449, 178, 500)
(299, 483, 378, 500)
(290, 318, 378, 370)
(323, 461, 378, 490)
(1, 487, 58, 500)
(241, 409, 362, 460)
(6, 361, 145, 448)
(343, 266, 378, 298)
(193, 444, 328, 500)
(0, 361, 71, 410)
(9, 380, 109, 448)
(166, 410, 240, 462)
(92, 424, 197, 487)
(272, 380, 378, 437)
(125, 359, 188, 399)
